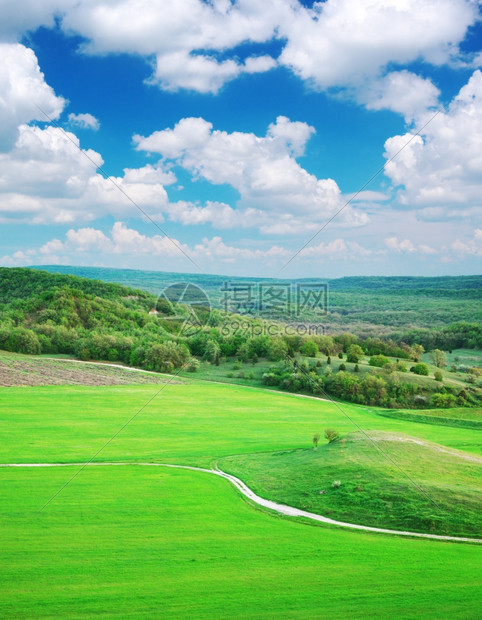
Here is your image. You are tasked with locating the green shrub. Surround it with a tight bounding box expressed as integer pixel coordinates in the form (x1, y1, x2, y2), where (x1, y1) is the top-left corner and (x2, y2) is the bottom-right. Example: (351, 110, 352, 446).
(301, 340, 319, 357)
(431, 393, 457, 408)
(325, 428, 339, 443)
(434, 370, 443, 382)
(346, 344, 364, 363)
(412, 363, 430, 376)
(369, 354, 390, 368)
(186, 358, 201, 372)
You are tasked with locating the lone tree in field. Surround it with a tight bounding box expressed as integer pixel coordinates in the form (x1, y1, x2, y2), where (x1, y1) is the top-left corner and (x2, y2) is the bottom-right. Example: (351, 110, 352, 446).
(411, 344, 425, 362)
(313, 433, 320, 450)
(346, 344, 364, 363)
(325, 428, 339, 443)
(430, 349, 447, 368)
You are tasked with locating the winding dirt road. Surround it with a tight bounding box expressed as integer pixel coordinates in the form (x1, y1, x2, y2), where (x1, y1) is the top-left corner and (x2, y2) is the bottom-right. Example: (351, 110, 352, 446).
(2, 461, 480, 544)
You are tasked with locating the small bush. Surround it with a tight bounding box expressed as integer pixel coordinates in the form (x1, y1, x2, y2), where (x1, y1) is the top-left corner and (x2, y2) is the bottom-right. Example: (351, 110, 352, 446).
(431, 393, 457, 408)
(331, 480, 341, 489)
(412, 363, 430, 376)
(301, 340, 319, 357)
(354, 364, 359, 372)
(338, 363, 346, 371)
(325, 428, 339, 443)
(186, 358, 201, 372)
(434, 370, 443, 382)
(369, 354, 390, 368)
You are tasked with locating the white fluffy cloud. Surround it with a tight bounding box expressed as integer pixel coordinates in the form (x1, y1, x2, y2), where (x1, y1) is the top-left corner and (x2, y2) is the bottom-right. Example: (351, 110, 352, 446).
(60, 0, 284, 93)
(0, 1, 75, 41)
(384, 237, 437, 254)
(135, 116, 368, 231)
(17, 222, 291, 265)
(0, 43, 65, 149)
(66, 0, 479, 98)
(299, 238, 372, 259)
(450, 229, 482, 256)
(2, 1, 477, 100)
(384, 70, 482, 208)
(361, 71, 441, 121)
(3, 222, 382, 268)
(68, 112, 100, 130)
(279, 0, 477, 91)
(0, 124, 173, 224)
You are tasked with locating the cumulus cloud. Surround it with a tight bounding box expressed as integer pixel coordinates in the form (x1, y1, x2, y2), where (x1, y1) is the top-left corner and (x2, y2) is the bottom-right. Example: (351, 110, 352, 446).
(0, 43, 65, 149)
(450, 229, 482, 256)
(278, 0, 477, 90)
(151, 51, 275, 94)
(60, 0, 285, 93)
(0, 1, 75, 42)
(384, 236, 437, 254)
(135, 116, 368, 231)
(361, 71, 441, 121)
(384, 70, 482, 207)
(6, 222, 292, 266)
(3, 1, 475, 101)
(5, 222, 374, 267)
(299, 238, 372, 259)
(0, 115, 365, 233)
(68, 112, 100, 130)
(0, 124, 173, 224)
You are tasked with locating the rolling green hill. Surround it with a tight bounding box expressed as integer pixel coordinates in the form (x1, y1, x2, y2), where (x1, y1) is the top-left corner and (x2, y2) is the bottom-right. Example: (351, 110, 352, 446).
(33, 264, 482, 332)
(220, 431, 482, 536)
(0, 378, 481, 617)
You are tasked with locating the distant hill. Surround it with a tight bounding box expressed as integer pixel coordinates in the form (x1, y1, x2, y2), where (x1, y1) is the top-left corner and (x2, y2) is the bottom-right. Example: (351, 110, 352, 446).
(32, 265, 482, 331)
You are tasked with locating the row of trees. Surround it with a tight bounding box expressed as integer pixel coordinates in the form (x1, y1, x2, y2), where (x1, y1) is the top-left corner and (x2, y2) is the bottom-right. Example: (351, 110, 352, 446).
(262, 361, 474, 409)
(0, 270, 480, 409)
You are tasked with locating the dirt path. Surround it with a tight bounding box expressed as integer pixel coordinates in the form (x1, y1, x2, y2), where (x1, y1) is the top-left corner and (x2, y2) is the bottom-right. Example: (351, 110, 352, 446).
(2, 461, 480, 544)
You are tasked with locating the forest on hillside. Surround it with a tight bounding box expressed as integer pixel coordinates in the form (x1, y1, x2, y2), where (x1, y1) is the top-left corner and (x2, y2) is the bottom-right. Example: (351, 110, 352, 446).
(33, 265, 482, 331)
(1, 268, 480, 409)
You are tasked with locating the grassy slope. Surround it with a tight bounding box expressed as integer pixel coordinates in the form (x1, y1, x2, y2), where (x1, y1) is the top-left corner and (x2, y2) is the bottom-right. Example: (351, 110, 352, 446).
(1, 383, 481, 467)
(1, 466, 481, 619)
(1, 381, 481, 617)
(179, 351, 481, 406)
(220, 432, 482, 536)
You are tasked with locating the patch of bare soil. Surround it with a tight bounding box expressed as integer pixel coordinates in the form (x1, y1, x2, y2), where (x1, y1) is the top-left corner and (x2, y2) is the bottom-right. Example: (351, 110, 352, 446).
(0, 354, 179, 387)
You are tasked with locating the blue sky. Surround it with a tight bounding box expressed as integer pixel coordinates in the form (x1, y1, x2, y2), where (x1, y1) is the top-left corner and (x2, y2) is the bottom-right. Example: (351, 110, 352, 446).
(0, 0, 481, 278)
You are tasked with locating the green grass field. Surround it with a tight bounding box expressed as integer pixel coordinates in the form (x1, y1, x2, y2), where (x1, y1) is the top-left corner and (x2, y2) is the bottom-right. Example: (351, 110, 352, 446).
(1, 465, 481, 619)
(1, 379, 481, 617)
(220, 432, 482, 536)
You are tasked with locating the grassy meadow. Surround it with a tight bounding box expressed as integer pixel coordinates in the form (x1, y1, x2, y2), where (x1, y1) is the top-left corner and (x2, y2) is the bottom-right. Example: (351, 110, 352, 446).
(1, 377, 481, 617)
